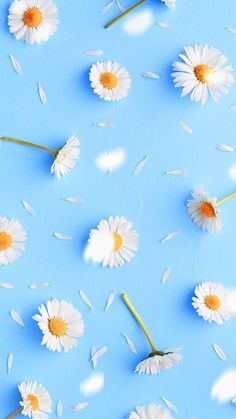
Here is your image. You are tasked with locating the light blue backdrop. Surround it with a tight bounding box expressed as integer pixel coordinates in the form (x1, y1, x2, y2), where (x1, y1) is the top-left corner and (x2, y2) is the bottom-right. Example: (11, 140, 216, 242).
(1, 0, 236, 418)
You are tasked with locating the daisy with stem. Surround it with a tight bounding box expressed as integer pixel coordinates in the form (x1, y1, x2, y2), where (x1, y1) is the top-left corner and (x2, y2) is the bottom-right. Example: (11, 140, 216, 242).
(122, 293, 181, 375)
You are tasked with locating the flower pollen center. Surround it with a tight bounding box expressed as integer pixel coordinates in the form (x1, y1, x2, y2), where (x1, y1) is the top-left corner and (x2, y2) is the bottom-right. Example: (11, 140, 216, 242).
(0, 231, 12, 251)
(100, 72, 117, 89)
(23, 7, 42, 28)
(194, 64, 212, 83)
(27, 394, 39, 411)
(113, 233, 123, 252)
(204, 295, 221, 311)
(48, 317, 67, 337)
(200, 202, 216, 218)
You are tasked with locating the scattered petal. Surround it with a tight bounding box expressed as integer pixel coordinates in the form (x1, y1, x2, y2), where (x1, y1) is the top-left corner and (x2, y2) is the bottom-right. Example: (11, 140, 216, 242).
(22, 200, 36, 216)
(215, 144, 234, 152)
(100, 1, 114, 13)
(53, 232, 72, 240)
(91, 346, 97, 369)
(161, 230, 181, 243)
(38, 82, 47, 105)
(105, 289, 117, 311)
(133, 156, 148, 175)
(226, 27, 236, 35)
(228, 104, 236, 110)
(56, 400, 63, 418)
(122, 333, 137, 354)
(165, 169, 186, 176)
(71, 402, 88, 412)
(156, 22, 172, 29)
(91, 347, 108, 369)
(85, 50, 103, 56)
(178, 120, 193, 134)
(161, 397, 179, 414)
(62, 197, 84, 204)
(80, 373, 104, 396)
(115, 0, 126, 12)
(29, 282, 51, 290)
(213, 344, 227, 361)
(96, 149, 126, 173)
(9, 55, 22, 75)
(93, 122, 115, 128)
(0, 281, 15, 289)
(79, 290, 93, 310)
(7, 353, 13, 374)
(10, 310, 25, 328)
(161, 267, 171, 284)
(141, 71, 160, 79)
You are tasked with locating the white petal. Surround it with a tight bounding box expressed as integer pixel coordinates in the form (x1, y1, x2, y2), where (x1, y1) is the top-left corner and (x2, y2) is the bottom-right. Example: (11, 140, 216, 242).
(38, 82, 47, 104)
(165, 169, 186, 176)
(122, 333, 137, 354)
(62, 197, 84, 204)
(213, 344, 227, 361)
(178, 119, 193, 134)
(100, 1, 114, 13)
(226, 27, 236, 35)
(161, 397, 179, 414)
(54, 232, 72, 240)
(0, 281, 15, 289)
(71, 402, 88, 412)
(133, 156, 148, 175)
(22, 200, 36, 216)
(161, 230, 181, 243)
(141, 72, 160, 79)
(93, 122, 115, 127)
(161, 267, 171, 284)
(91, 347, 108, 368)
(79, 290, 93, 310)
(105, 289, 117, 311)
(85, 50, 103, 56)
(29, 282, 51, 289)
(7, 353, 13, 374)
(10, 310, 25, 327)
(215, 144, 234, 152)
(9, 55, 22, 75)
(57, 400, 63, 418)
(156, 22, 172, 29)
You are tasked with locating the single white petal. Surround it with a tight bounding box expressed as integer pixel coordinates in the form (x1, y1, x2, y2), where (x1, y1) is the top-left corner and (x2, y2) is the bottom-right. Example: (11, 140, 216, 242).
(213, 344, 227, 361)
(85, 50, 103, 56)
(7, 353, 13, 374)
(9, 55, 22, 75)
(22, 200, 36, 216)
(93, 122, 115, 127)
(215, 144, 234, 152)
(79, 290, 93, 310)
(122, 333, 137, 354)
(10, 310, 25, 327)
(133, 156, 148, 175)
(29, 282, 51, 289)
(38, 82, 47, 104)
(62, 197, 84, 204)
(105, 289, 117, 311)
(161, 397, 179, 414)
(141, 72, 160, 79)
(71, 402, 88, 412)
(178, 120, 193, 134)
(53, 232, 72, 240)
(0, 281, 15, 289)
(161, 230, 181, 243)
(226, 27, 236, 35)
(100, 1, 114, 14)
(91, 347, 108, 368)
(165, 169, 186, 176)
(161, 267, 171, 284)
(156, 22, 172, 29)
(56, 400, 63, 418)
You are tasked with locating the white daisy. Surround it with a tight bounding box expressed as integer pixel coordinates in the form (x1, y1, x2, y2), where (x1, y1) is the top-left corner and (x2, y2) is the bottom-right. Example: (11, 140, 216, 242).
(89, 61, 131, 101)
(51, 135, 80, 180)
(85, 216, 138, 268)
(135, 351, 182, 375)
(8, 0, 58, 45)
(192, 281, 231, 325)
(172, 44, 234, 105)
(0, 217, 26, 265)
(19, 381, 52, 419)
(187, 186, 222, 233)
(162, 0, 176, 9)
(128, 404, 173, 419)
(33, 299, 84, 352)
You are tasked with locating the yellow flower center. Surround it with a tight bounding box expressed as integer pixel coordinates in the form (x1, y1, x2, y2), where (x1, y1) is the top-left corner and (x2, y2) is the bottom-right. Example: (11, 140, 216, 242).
(204, 295, 221, 311)
(27, 394, 39, 411)
(23, 7, 42, 28)
(48, 317, 67, 336)
(100, 72, 117, 89)
(199, 202, 216, 218)
(0, 231, 12, 251)
(194, 64, 212, 83)
(113, 233, 123, 252)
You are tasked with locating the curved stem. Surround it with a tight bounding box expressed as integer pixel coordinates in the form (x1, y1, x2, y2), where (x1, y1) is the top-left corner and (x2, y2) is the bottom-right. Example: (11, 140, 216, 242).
(105, 0, 147, 29)
(216, 191, 236, 207)
(1, 137, 56, 156)
(122, 293, 157, 352)
(7, 408, 23, 419)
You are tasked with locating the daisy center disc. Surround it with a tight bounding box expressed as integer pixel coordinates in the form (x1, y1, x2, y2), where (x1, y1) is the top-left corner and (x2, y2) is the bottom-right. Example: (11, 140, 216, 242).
(27, 394, 39, 411)
(0, 231, 12, 251)
(23, 7, 42, 28)
(204, 295, 221, 311)
(48, 317, 67, 336)
(194, 64, 212, 83)
(100, 72, 118, 89)
(200, 202, 216, 218)
(113, 233, 123, 252)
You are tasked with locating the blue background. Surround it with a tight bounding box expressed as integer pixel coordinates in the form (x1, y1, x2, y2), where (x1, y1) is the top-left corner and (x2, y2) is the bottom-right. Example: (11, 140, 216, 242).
(1, 0, 236, 418)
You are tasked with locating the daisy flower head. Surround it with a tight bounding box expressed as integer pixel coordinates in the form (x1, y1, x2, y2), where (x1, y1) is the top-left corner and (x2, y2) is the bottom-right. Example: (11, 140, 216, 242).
(8, 0, 58, 45)
(89, 61, 131, 102)
(172, 44, 234, 105)
(85, 216, 139, 268)
(192, 281, 231, 325)
(128, 404, 173, 419)
(0, 217, 26, 265)
(135, 350, 182, 376)
(19, 381, 52, 419)
(187, 186, 222, 233)
(33, 299, 84, 352)
(51, 135, 80, 180)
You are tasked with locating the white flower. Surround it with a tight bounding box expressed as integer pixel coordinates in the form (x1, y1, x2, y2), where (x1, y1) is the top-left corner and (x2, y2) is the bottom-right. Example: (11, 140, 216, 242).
(128, 404, 173, 419)
(187, 186, 222, 233)
(192, 281, 231, 325)
(33, 299, 84, 352)
(135, 351, 182, 375)
(8, 0, 58, 45)
(0, 217, 26, 265)
(89, 61, 131, 101)
(85, 216, 138, 268)
(172, 44, 234, 105)
(162, 0, 176, 9)
(51, 135, 80, 180)
(19, 381, 52, 419)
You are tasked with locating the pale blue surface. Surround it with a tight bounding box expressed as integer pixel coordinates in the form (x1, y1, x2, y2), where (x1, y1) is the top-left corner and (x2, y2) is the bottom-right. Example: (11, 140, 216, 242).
(1, 0, 236, 418)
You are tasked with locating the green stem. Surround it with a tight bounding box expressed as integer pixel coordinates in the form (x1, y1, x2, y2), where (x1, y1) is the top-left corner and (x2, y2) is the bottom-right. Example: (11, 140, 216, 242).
(122, 293, 157, 352)
(216, 191, 236, 207)
(105, 0, 148, 29)
(7, 408, 23, 419)
(1, 137, 56, 156)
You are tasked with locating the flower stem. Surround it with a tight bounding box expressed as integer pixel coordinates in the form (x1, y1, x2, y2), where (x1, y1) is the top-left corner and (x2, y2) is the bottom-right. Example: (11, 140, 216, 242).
(1, 137, 56, 156)
(7, 408, 23, 419)
(105, 0, 147, 29)
(122, 293, 157, 352)
(216, 191, 236, 207)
